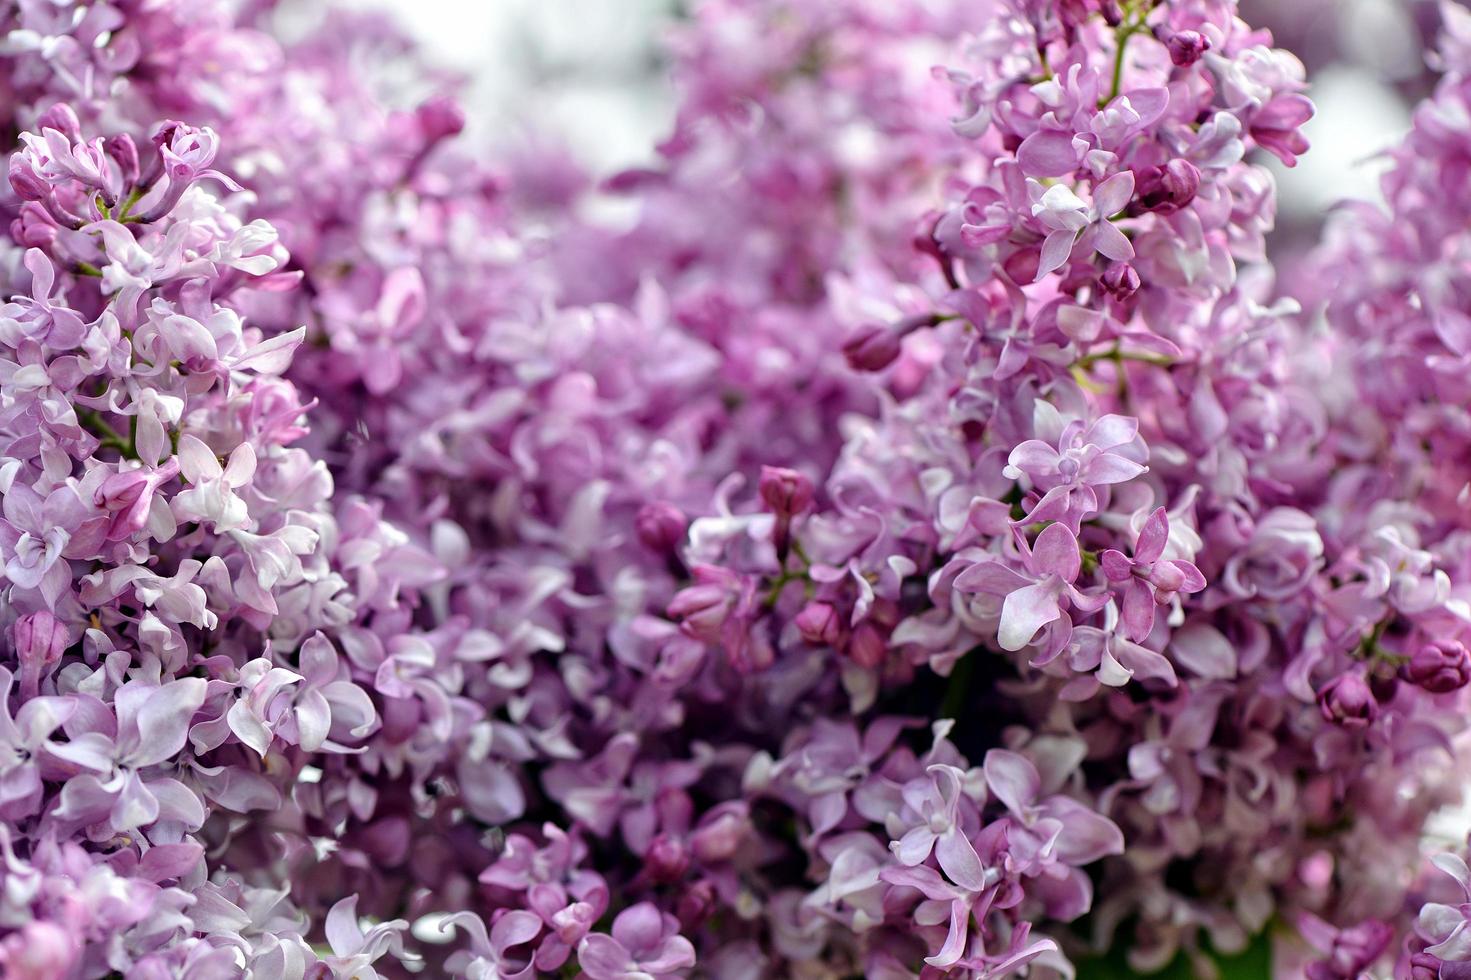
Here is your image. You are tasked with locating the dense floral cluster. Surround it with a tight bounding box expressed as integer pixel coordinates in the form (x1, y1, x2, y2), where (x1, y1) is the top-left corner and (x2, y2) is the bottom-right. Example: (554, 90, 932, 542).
(0, 0, 1469, 977)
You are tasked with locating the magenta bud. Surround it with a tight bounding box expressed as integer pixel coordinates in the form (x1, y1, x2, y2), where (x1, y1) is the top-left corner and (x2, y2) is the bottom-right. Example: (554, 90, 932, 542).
(36, 103, 82, 143)
(644, 833, 690, 883)
(690, 805, 749, 864)
(758, 466, 814, 518)
(1317, 672, 1377, 729)
(667, 569, 740, 643)
(1166, 30, 1211, 67)
(1136, 159, 1201, 214)
(13, 611, 67, 697)
(842, 324, 903, 372)
(12, 204, 58, 249)
(1, 921, 78, 980)
(636, 501, 688, 554)
(847, 621, 887, 669)
(795, 601, 843, 646)
(415, 94, 466, 145)
(106, 133, 140, 187)
(677, 879, 717, 929)
(1101, 261, 1141, 300)
(1402, 639, 1471, 694)
(8, 155, 48, 202)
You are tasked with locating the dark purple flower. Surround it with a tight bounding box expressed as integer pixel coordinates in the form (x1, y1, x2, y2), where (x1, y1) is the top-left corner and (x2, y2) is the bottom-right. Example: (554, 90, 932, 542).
(1318, 671, 1378, 729)
(1403, 639, 1471, 693)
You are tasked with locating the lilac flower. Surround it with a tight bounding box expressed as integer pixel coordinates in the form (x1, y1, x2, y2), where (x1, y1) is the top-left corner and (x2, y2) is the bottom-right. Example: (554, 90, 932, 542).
(890, 765, 990, 891)
(0, 249, 86, 348)
(578, 903, 697, 980)
(1003, 413, 1148, 531)
(954, 522, 1108, 653)
(1417, 855, 1471, 962)
(983, 750, 1125, 872)
(1100, 507, 1206, 642)
(171, 436, 255, 531)
(1027, 172, 1136, 280)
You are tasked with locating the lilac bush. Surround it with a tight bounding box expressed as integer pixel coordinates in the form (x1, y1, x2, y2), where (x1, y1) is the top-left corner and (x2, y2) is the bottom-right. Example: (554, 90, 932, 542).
(0, 0, 1469, 977)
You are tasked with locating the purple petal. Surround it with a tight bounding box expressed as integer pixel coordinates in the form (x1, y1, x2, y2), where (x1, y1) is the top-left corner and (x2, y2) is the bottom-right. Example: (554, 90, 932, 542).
(1036, 229, 1078, 280)
(1135, 508, 1170, 564)
(999, 581, 1063, 651)
(1031, 522, 1081, 581)
(1093, 171, 1136, 216)
(984, 750, 1040, 817)
(1017, 129, 1081, 177)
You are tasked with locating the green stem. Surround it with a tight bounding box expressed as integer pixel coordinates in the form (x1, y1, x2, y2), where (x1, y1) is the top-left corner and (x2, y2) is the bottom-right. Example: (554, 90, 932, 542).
(79, 409, 136, 459)
(1108, 27, 1135, 103)
(1075, 345, 1175, 370)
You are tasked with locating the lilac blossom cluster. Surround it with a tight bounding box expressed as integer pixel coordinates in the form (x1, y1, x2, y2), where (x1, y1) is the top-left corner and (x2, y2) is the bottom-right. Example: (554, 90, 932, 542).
(0, 0, 1469, 978)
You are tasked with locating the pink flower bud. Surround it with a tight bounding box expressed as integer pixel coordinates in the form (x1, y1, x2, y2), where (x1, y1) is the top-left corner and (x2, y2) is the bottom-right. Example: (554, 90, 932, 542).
(11, 204, 58, 249)
(106, 133, 140, 187)
(795, 601, 842, 646)
(644, 833, 690, 883)
(13, 611, 67, 697)
(667, 568, 742, 643)
(1318, 672, 1377, 729)
(843, 325, 903, 372)
(690, 804, 749, 863)
(1403, 639, 1471, 694)
(678, 879, 717, 929)
(415, 94, 466, 145)
(1101, 261, 1140, 299)
(636, 501, 688, 554)
(36, 103, 82, 143)
(0, 922, 77, 980)
(1136, 160, 1200, 214)
(7, 155, 47, 202)
(1166, 30, 1210, 67)
(758, 466, 814, 518)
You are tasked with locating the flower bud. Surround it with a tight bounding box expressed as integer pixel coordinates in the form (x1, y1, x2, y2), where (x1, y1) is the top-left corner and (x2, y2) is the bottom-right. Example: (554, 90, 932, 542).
(678, 879, 717, 929)
(690, 804, 749, 863)
(0, 922, 77, 980)
(1317, 672, 1377, 729)
(36, 103, 82, 143)
(1166, 30, 1211, 68)
(106, 133, 140, 187)
(758, 466, 814, 518)
(1408, 952, 1442, 980)
(795, 601, 842, 646)
(644, 833, 690, 883)
(636, 501, 688, 554)
(415, 94, 466, 145)
(1136, 159, 1200, 214)
(548, 898, 597, 945)
(667, 568, 742, 643)
(13, 611, 67, 698)
(1402, 639, 1471, 693)
(842, 324, 903, 372)
(7, 155, 48, 202)
(1101, 261, 1140, 300)
(11, 204, 58, 249)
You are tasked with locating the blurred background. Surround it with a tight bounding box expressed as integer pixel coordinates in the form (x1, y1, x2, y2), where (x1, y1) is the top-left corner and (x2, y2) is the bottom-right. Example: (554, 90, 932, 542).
(317, 0, 1448, 251)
